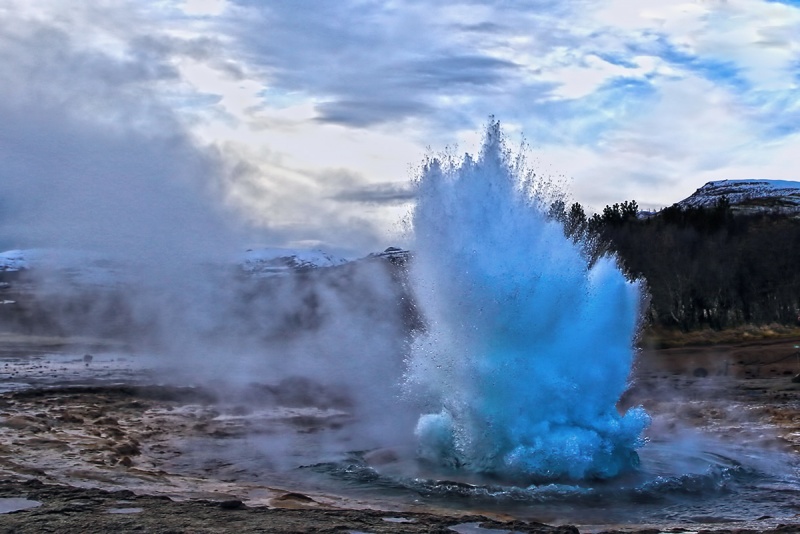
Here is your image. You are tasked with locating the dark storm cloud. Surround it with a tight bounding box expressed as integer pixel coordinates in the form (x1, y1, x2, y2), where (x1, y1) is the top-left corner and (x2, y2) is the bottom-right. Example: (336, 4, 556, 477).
(315, 99, 431, 127)
(129, 33, 248, 80)
(312, 54, 517, 126)
(404, 55, 519, 89)
(225, 1, 523, 127)
(331, 182, 416, 205)
(453, 22, 506, 34)
(2, 25, 177, 107)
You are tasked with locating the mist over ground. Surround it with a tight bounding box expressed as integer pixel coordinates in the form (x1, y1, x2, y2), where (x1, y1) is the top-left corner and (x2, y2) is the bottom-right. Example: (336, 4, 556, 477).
(0, 27, 419, 455)
(0, 3, 423, 453)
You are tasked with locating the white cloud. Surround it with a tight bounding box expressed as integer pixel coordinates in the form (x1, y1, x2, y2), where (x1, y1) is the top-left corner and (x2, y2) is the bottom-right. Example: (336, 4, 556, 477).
(540, 53, 658, 100)
(1, 0, 799, 252)
(540, 73, 798, 211)
(182, 0, 227, 16)
(593, 0, 800, 89)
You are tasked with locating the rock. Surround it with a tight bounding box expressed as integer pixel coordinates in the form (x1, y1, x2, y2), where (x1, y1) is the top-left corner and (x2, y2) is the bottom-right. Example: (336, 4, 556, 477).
(57, 413, 84, 424)
(113, 441, 140, 456)
(93, 416, 119, 426)
(0, 477, 779, 533)
(1, 415, 44, 431)
(693, 367, 709, 378)
(218, 499, 245, 510)
(273, 492, 315, 503)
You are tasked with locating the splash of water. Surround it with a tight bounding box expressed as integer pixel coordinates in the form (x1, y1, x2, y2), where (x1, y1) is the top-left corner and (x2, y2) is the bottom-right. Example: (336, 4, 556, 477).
(406, 121, 650, 481)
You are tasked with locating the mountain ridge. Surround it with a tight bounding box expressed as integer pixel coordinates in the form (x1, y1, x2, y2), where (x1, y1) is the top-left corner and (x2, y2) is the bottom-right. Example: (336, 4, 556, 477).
(675, 179, 800, 212)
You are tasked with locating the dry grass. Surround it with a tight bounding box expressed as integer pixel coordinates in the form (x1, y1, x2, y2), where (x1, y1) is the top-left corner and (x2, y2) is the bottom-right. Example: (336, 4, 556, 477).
(0, 332, 126, 351)
(642, 323, 800, 349)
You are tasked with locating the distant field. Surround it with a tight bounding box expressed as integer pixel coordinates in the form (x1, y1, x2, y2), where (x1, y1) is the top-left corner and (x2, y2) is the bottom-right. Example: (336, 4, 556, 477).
(643, 324, 800, 349)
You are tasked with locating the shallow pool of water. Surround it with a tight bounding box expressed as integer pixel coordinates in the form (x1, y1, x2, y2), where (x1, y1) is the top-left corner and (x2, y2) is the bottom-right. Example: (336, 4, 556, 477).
(0, 498, 41, 514)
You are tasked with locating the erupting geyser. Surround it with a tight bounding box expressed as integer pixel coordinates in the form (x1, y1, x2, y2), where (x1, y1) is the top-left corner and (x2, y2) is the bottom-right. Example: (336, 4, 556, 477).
(406, 121, 650, 481)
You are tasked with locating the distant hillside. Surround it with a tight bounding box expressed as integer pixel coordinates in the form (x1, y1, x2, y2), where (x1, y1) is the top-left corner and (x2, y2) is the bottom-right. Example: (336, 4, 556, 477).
(570, 191, 800, 332)
(0, 246, 414, 340)
(677, 179, 800, 213)
(240, 248, 349, 276)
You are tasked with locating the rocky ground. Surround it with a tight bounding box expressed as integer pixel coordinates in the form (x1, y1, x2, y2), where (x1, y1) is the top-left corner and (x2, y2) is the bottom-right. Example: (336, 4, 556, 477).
(0, 478, 585, 534)
(0, 334, 798, 533)
(630, 336, 800, 454)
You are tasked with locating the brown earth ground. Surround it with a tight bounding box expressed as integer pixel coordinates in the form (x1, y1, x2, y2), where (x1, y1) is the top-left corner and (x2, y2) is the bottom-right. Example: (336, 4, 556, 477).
(631, 335, 800, 451)
(0, 334, 798, 533)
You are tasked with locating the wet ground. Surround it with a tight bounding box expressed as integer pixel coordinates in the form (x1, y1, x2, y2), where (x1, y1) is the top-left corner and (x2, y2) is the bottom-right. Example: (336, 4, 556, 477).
(0, 478, 586, 533)
(0, 334, 799, 533)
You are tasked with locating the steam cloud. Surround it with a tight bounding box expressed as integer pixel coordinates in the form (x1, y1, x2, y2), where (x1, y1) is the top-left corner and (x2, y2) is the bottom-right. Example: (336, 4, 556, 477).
(0, 6, 418, 455)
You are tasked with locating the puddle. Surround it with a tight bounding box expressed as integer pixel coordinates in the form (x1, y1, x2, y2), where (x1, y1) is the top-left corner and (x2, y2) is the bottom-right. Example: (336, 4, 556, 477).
(449, 523, 516, 534)
(106, 507, 144, 514)
(0, 498, 42, 514)
(382, 516, 416, 523)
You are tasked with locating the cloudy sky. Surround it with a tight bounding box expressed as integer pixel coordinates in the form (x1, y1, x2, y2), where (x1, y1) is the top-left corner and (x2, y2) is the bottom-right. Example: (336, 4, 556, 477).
(1, 0, 799, 256)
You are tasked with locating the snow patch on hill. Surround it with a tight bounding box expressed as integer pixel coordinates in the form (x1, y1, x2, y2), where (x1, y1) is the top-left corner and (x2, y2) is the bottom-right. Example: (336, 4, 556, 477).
(239, 248, 349, 276)
(678, 179, 800, 210)
(0, 249, 124, 286)
(1, 248, 353, 284)
(365, 247, 410, 265)
(0, 250, 29, 272)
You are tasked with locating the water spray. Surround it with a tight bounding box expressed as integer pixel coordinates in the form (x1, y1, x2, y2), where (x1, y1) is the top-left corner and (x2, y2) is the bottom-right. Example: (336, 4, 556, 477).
(406, 120, 650, 481)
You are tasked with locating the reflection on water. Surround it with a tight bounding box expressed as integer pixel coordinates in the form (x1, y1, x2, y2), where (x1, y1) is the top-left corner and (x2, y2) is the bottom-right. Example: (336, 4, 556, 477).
(0, 498, 42, 514)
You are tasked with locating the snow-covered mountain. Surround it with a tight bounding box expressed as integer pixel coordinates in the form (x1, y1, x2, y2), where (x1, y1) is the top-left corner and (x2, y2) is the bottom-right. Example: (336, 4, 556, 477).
(677, 179, 800, 212)
(239, 248, 349, 276)
(365, 247, 410, 265)
(0, 248, 353, 280)
(0, 249, 123, 286)
(0, 250, 28, 272)
(0, 247, 414, 283)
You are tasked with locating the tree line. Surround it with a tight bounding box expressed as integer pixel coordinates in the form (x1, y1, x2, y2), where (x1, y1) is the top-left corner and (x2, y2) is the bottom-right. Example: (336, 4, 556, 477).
(549, 198, 800, 331)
